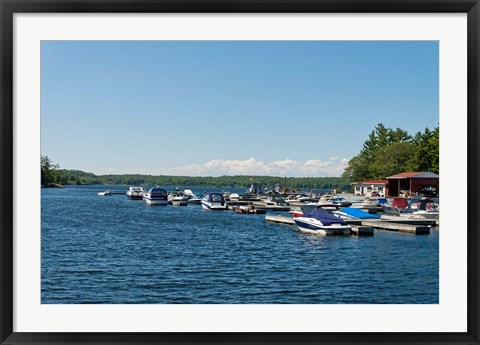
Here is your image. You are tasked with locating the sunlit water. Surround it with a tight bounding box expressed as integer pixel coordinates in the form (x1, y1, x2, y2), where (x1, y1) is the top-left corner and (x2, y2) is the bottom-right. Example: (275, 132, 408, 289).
(41, 185, 438, 304)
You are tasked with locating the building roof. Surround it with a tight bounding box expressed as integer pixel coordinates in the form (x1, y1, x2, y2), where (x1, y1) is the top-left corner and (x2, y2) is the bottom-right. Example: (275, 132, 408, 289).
(387, 172, 439, 179)
(352, 179, 388, 185)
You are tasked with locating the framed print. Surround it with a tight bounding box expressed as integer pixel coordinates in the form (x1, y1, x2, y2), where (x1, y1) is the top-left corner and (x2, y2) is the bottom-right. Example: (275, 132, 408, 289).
(1, 1, 479, 344)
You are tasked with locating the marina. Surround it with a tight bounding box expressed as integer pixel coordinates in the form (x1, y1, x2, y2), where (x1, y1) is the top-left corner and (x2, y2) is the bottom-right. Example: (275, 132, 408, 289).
(95, 185, 440, 235)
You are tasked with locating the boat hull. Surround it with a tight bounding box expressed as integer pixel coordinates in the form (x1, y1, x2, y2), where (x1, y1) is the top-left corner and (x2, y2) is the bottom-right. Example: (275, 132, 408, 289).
(293, 217, 351, 236)
(201, 201, 227, 210)
(127, 194, 144, 200)
(145, 198, 168, 205)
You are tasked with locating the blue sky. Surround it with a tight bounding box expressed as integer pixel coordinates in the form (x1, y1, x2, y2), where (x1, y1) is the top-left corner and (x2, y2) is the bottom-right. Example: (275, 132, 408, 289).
(41, 41, 438, 177)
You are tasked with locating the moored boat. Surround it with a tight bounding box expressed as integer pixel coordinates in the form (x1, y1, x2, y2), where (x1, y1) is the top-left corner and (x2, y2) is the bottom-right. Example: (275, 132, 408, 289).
(126, 186, 145, 200)
(234, 205, 266, 214)
(187, 194, 203, 204)
(262, 195, 288, 206)
(97, 190, 112, 196)
(403, 198, 439, 219)
(201, 193, 228, 210)
(144, 187, 168, 205)
(293, 205, 351, 235)
(168, 191, 189, 204)
(382, 197, 410, 214)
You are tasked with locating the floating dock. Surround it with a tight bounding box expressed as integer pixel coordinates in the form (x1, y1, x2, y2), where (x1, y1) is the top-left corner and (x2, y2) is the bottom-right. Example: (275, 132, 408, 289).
(379, 215, 437, 226)
(350, 226, 374, 236)
(265, 216, 430, 235)
(361, 220, 430, 234)
(265, 216, 374, 236)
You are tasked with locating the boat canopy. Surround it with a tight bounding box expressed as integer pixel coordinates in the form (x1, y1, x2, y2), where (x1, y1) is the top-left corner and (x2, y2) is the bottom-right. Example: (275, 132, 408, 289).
(339, 207, 380, 219)
(302, 206, 347, 226)
(207, 193, 225, 202)
(149, 187, 167, 197)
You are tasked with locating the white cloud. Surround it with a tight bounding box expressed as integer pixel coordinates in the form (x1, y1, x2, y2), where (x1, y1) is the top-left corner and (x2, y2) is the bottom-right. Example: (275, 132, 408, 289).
(154, 157, 349, 177)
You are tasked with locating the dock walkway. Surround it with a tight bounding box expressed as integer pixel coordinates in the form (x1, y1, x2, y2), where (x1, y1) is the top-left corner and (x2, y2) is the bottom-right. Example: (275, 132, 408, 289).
(265, 215, 432, 235)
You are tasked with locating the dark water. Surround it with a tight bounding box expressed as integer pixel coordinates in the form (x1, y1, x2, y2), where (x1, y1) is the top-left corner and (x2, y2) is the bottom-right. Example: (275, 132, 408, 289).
(41, 185, 439, 304)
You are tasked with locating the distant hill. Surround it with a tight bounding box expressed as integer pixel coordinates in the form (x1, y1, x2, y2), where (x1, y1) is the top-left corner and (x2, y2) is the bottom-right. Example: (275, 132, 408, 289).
(56, 170, 352, 191)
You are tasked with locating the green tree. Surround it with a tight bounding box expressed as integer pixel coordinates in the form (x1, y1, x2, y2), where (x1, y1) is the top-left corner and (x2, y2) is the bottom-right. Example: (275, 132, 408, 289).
(370, 142, 415, 178)
(343, 123, 438, 181)
(41, 155, 60, 185)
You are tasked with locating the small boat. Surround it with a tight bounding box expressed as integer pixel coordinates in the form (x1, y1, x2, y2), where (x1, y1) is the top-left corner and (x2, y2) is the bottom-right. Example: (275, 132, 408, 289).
(168, 191, 189, 204)
(403, 199, 439, 219)
(293, 205, 351, 236)
(144, 187, 168, 205)
(126, 186, 145, 200)
(289, 207, 304, 217)
(97, 190, 112, 196)
(329, 197, 352, 207)
(382, 197, 410, 214)
(290, 203, 341, 217)
(234, 205, 266, 214)
(229, 193, 240, 200)
(262, 195, 288, 206)
(201, 193, 228, 210)
(350, 197, 383, 213)
(187, 194, 203, 204)
(318, 194, 334, 203)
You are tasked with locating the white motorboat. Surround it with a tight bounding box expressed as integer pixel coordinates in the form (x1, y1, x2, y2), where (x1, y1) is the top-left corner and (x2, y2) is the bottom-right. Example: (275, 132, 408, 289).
(404, 199, 439, 219)
(144, 187, 168, 205)
(97, 190, 112, 196)
(293, 205, 351, 235)
(168, 192, 189, 204)
(262, 195, 288, 206)
(183, 189, 195, 198)
(382, 197, 410, 214)
(187, 194, 203, 204)
(201, 193, 227, 210)
(126, 186, 145, 200)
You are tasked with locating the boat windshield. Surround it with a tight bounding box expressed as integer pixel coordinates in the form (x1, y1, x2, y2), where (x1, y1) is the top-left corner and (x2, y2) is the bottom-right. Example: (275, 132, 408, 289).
(210, 194, 224, 202)
(151, 189, 167, 197)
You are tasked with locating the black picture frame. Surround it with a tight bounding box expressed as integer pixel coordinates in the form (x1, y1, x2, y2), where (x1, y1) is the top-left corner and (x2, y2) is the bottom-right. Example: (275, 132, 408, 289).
(1, 1, 479, 344)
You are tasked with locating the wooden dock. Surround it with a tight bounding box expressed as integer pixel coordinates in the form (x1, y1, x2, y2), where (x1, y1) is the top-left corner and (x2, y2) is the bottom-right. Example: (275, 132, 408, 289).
(265, 215, 430, 235)
(362, 220, 430, 234)
(379, 215, 437, 226)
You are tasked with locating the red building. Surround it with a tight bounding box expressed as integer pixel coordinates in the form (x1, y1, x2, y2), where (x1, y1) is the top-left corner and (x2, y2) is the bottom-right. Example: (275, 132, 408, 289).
(386, 172, 439, 197)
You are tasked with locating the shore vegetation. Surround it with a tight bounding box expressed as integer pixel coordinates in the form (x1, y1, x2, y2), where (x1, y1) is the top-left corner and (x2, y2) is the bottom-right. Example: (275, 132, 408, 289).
(342, 123, 439, 181)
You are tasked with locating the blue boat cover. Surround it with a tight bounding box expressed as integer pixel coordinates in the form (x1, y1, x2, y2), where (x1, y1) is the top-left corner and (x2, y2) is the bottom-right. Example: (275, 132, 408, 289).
(340, 207, 380, 219)
(303, 207, 347, 226)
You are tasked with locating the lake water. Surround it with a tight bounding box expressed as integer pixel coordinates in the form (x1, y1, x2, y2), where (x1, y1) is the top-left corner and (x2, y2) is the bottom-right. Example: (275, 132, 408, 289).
(41, 185, 439, 304)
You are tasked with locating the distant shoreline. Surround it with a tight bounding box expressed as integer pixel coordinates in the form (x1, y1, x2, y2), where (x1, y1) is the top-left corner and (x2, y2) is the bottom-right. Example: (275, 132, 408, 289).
(52, 169, 352, 190)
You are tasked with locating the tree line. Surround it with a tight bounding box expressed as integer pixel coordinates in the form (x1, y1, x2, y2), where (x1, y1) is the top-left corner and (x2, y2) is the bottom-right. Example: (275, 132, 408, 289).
(342, 123, 439, 182)
(41, 156, 352, 190)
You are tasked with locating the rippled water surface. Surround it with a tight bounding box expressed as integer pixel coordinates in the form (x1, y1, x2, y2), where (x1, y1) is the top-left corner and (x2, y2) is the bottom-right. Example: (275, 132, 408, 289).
(42, 185, 439, 304)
